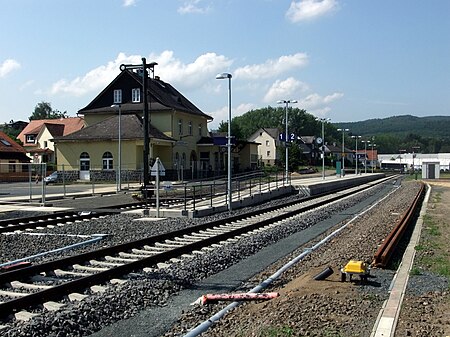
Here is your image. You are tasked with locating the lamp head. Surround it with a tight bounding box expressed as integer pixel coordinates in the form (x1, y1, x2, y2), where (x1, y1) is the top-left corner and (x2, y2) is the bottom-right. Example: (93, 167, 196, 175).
(277, 99, 297, 104)
(216, 72, 232, 79)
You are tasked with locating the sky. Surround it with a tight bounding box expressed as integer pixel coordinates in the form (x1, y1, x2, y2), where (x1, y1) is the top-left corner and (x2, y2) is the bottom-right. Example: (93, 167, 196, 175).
(1, 0, 449, 129)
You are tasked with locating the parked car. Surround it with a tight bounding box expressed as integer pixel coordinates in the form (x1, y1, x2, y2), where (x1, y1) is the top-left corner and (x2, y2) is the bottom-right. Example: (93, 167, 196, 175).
(44, 171, 58, 185)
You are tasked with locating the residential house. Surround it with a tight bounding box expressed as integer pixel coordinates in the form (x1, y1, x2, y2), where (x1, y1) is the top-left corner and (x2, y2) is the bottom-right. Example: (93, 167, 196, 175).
(53, 69, 237, 181)
(248, 128, 280, 166)
(207, 132, 260, 174)
(17, 118, 84, 167)
(0, 130, 30, 181)
(297, 136, 321, 165)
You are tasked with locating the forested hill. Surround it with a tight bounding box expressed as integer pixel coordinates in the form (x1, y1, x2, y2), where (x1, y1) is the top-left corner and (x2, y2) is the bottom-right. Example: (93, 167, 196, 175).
(335, 115, 450, 138)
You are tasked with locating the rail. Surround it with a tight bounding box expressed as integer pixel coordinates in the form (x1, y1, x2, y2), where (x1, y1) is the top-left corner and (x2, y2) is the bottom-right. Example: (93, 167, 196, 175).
(372, 182, 426, 267)
(0, 177, 390, 317)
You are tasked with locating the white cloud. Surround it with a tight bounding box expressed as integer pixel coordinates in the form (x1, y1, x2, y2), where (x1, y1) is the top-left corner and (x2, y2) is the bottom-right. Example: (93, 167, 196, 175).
(48, 51, 232, 97)
(235, 53, 308, 80)
(297, 92, 343, 116)
(0, 59, 21, 78)
(154, 51, 232, 89)
(178, 0, 210, 14)
(49, 52, 139, 96)
(286, 0, 338, 23)
(263, 77, 309, 103)
(20, 80, 35, 91)
(123, 0, 136, 7)
(298, 92, 343, 108)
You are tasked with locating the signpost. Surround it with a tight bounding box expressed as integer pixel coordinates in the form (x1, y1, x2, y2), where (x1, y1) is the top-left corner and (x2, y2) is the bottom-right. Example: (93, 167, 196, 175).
(151, 158, 165, 217)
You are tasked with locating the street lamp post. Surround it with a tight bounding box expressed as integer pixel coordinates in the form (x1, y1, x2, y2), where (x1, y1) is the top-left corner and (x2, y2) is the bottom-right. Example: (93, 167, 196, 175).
(317, 118, 331, 179)
(369, 143, 377, 173)
(411, 146, 420, 176)
(361, 140, 370, 174)
(277, 100, 298, 184)
(216, 72, 233, 211)
(337, 128, 349, 177)
(351, 135, 361, 175)
(111, 104, 122, 191)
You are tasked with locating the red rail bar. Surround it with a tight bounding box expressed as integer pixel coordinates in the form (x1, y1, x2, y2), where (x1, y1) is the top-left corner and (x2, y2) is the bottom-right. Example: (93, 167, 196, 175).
(373, 182, 425, 268)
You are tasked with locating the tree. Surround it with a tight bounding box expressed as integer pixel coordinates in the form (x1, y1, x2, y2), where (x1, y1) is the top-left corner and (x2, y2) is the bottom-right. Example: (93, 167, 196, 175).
(29, 101, 67, 120)
(217, 120, 243, 140)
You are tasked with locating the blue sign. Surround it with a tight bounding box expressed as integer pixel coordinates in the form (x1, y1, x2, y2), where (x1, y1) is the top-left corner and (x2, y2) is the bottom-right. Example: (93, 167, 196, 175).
(279, 133, 296, 141)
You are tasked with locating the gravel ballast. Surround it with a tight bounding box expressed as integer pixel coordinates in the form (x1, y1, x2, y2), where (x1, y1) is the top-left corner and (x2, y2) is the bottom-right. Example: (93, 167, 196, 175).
(2, 179, 438, 337)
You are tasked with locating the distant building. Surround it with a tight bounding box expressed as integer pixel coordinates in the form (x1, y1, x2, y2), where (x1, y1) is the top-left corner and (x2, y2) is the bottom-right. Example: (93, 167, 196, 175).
(53, 69, 257, 181)
(0, 130, 30, 179)
(248, 128, 280, 166)
(378, 153, 450, 171)
(17, 118, 84, 166)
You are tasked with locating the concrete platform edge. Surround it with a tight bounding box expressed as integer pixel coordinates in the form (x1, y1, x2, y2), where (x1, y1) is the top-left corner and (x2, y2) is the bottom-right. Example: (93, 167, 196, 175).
(371, 183, 431, 337)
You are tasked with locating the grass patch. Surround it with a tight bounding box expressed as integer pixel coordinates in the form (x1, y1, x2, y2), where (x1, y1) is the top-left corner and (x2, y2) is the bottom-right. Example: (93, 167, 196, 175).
(432, 191, 442, 203)
(423, 215, 441, 236)
(415, 244, 426, 251)
(414, 188, 450, 280)
(410, 267, 422, 275)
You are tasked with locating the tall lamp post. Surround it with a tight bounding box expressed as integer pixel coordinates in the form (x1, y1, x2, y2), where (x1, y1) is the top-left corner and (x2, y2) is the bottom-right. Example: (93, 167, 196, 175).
(351, 135, 361, 175)
(277, 99, 298, 184)
(369, 143, 377, 173)
(111, 104, 122, 191)
(411, 146, 420, 176)
(119, 58, 157, 192)
(216, 72, 233, 211)
(337, 128, 349, 177)
(361, 140, 370, 174)
(317, 118, 331, 179)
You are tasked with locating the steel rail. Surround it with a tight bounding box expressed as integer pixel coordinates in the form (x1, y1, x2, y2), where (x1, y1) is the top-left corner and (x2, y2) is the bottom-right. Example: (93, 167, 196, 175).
(0, 176, 393, 317)
(0, 176, 392, 282)
(0, 201, 153, 234)
(372, 182, 425, 267)
(0, 210, 113, 234)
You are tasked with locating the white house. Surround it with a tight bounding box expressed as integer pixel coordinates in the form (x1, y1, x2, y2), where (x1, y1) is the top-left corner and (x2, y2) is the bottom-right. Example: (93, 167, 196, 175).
(248, 128, 280, 166)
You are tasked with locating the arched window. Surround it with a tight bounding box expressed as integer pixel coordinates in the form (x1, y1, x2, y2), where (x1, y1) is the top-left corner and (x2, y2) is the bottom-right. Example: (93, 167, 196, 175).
(175, 152, 179, 167)
(80, 152, 90, 171)
(102, 151, 113, 170)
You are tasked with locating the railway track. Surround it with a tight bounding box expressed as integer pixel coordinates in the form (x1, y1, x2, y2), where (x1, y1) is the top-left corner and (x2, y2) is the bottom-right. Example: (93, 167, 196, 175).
(0, 199, 188, 234)
(0, 176, 396, 322)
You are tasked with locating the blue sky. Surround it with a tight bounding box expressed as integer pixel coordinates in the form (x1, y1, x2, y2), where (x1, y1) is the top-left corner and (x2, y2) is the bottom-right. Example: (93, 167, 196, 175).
(1, 0, 449, 129)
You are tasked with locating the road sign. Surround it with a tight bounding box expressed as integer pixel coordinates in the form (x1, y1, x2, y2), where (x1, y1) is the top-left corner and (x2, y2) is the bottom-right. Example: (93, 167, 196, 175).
(151, 160, 165, 176)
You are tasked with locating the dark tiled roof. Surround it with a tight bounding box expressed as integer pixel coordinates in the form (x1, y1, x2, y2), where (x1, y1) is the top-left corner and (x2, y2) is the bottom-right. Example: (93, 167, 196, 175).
(53, 114, 174, 142)
(326, 144, 341, 153)
(79, 71, 212, 120)
(263, 128, 280, 139)
(0, 131, 29, 161)
(45, 123, 65, 137)
(197, 136, 214, 145)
